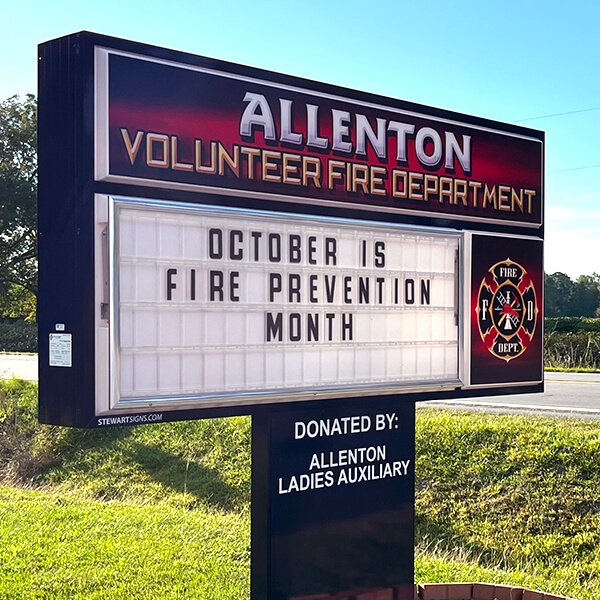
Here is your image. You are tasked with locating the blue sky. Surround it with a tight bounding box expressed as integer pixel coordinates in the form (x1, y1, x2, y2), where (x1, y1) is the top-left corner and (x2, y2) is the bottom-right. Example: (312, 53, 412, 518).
(3, 0, 599, 279)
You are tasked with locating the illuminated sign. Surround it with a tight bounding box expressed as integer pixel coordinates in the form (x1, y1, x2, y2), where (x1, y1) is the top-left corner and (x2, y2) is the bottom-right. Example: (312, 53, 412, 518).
(39, 33, 545, 600)
(97, 197, 460, 413)
(38, 32, 544, 428)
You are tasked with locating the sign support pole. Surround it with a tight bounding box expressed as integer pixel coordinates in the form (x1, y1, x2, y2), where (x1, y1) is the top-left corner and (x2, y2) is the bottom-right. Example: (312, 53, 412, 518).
(252, 410, 272, 600)
(252, 398, 416, 600)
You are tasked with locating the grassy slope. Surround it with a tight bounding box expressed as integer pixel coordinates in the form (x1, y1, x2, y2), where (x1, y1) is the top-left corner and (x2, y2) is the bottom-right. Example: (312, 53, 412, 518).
(2, 379, 600, 598)
(416, 409, 600, 599)
(0, 487, 250, 600)
(1, 379, 252, 599)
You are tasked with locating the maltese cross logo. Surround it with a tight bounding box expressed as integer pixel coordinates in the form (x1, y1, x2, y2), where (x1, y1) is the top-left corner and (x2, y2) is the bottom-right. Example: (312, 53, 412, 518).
(476, 259, 538, 362)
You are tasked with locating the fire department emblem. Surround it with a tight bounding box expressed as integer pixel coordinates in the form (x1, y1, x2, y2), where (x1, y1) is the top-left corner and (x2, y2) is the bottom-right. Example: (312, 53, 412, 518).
(476, 259, 538, 362)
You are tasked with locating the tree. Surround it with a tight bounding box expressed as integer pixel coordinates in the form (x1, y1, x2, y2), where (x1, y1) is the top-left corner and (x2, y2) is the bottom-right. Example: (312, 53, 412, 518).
(572, 274, 600, 318)
(545, 272, 575, 317)
(0, 283, 36, 321)
(0, 94, 37, 314)
(545, 272, 600, 318)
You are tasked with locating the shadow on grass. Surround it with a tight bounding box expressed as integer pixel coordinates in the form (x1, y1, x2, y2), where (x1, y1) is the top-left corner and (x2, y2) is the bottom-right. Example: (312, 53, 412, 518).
(125, 441, 245, 511)
(0, 384, 249, 511)
(54, 425, 137, 449)
(39, 424, 138, 468)
(31, 428, 247, 510)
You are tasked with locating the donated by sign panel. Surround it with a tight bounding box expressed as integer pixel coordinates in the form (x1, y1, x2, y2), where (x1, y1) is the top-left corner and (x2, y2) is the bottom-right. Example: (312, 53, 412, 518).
(96, 49, 543, 228)
(108, 198, 460, 409)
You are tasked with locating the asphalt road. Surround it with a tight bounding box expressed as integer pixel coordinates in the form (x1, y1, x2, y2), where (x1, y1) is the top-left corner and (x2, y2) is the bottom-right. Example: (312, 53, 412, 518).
(0, 353, 38, 381)
(1, 354, 599, 418)
(420, 371, 600, 420)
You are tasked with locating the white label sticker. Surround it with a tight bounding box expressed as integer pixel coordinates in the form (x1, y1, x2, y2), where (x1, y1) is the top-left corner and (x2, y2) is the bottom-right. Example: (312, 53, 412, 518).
(49, 333, 72, 367)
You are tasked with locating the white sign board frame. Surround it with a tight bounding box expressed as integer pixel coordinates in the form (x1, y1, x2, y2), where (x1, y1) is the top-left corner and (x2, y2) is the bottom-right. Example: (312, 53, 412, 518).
(95, 195, 463, 415)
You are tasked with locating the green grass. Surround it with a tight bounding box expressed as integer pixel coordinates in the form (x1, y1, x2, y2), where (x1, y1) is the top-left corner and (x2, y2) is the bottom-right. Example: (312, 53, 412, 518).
(415, 409, 600, 599)
(0, 378, 251, 509)
(545, 367, 600, 373)
(39, 417, 252, 510)
(415, 545, 571, 593)
(1, 378, 252, 599)
(3, 379, 600, 598)
(0, 486, 249, 600)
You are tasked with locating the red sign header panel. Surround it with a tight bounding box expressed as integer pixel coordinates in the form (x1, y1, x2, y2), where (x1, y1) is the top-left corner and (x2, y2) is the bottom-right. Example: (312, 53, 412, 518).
(97, 50, 543, 229)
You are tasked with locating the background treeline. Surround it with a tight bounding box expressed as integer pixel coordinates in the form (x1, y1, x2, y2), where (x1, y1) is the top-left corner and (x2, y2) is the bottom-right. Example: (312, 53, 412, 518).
(545, 272, 600, 318)
(545, 316, 600, 371)
(3, 313, 600, 372)
(544, 274, 600, 370)
(1, 94, 600, 368)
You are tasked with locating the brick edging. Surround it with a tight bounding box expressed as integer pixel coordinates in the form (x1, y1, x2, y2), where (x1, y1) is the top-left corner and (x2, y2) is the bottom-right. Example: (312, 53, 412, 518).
(289, 583, 576, 600)
(418, 582, 576, 600)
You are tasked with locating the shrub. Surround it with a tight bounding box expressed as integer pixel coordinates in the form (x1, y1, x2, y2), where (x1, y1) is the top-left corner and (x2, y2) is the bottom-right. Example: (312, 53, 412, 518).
(0, 379, 57, 483)
(545, 317, 600, 334)
(0, 321, 38, 352)
(544, 331, 600, 370)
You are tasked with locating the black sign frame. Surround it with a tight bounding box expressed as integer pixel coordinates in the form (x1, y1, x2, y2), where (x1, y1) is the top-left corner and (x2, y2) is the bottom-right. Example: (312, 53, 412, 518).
(38, 31, 544, 428)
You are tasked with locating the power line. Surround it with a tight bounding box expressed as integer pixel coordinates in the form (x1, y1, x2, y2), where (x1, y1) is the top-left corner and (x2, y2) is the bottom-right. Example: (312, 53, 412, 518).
(547, 164, 600, 174)
(516, 106, 600, 122)
(508, 107, 600, 175)
(517, 107, 600, 173)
